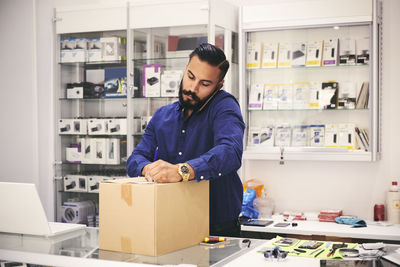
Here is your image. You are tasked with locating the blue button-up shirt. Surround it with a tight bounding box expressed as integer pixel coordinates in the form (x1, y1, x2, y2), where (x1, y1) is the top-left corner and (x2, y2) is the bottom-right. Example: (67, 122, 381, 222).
(126, 90, 245, 226)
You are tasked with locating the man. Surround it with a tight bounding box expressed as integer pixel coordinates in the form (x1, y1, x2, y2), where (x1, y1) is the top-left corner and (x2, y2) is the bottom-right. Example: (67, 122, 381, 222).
(126, 43, 245, 237)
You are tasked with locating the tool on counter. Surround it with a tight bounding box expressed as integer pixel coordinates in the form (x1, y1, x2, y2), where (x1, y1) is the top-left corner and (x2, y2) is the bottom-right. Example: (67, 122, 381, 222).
(310, 248, 324, 256)
(327, 243, 348, 257)
(314, 249, 325, 258)
(339, 248, 359, 258)
(294, 248, 307, 253)
(203, 237, 226, 243)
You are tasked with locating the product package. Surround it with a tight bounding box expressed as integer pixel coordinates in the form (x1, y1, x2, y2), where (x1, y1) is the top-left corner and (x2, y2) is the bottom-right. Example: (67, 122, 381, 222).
(324, 124, 339, 147)
(88, 38, 102, 62)
(291, 125, 308, 146)
(292, 82, 310, 109)
(356, 37, 370, 65)
(291, 42, 307, 67)
(278, 42, 291, 68)
(306, 40, 323, 67)
(246, 42, 262, 69)
(66, 144, 81, 163)
(140, 116, 152, 133)
(90, 138, 107, 164)
(338, 81, 357, 109)
(320, 82, 338, 109)
(248, 84, 264, 110)
(339, 38, 356, 65)
(262, 42, 278, 68)
(308, 81, 321, 109)
(323, 39, 338, 66)
(100, 37, 126, 61)
(107, 118, 127, 135)
(263, 84, 278, 110)
(99, 178, 209, 256)
(88, 119, 108, 135)
(248, 127, 261, 146)
(106, 138, 120, 165)
(104, 68, 127, 98)
(309, 124, 325, 147)
(259, 126, 275, 146)
(278, 84, 293, 110)
(338, 123, 355, 150)
(275, 125, 292, 147)
(143, 64, 162, 97)
(161, 70, 182, 97)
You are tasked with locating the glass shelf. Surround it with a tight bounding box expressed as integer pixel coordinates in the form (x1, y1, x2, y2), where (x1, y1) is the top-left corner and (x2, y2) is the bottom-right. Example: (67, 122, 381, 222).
(247, 64, 369, 71)
(59, 60, 126, 67)
(249, 108, 369, 112)
(59, 97, 127, 101)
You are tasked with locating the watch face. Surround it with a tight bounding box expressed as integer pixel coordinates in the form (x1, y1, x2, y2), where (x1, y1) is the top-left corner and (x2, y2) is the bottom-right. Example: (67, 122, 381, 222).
(181, 165, 190, 174)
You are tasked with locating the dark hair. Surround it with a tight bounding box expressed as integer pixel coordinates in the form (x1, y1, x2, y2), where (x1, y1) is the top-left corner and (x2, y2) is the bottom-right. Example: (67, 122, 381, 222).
(189, 43, 230, 81)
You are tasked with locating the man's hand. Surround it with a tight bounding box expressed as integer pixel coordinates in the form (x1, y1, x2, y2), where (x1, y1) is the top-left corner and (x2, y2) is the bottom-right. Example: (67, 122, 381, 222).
(142, 160, 182, 183)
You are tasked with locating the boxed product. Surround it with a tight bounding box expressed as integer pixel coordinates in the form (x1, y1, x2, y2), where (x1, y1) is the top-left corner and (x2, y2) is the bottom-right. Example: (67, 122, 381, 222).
(323, 39, 338, 66)
(292, 82, 310, 109)
(64, 175, 87, 192)
(306, 40, 323, 67)
(246, 42, 262, 69)
(67, 87, 83, 99)
(309, 124, 325, 147)
(324, 124, 339, 147)
(88, 38, 102, 62)
(100, 37, 126, 61)
(338, 123, 355, 150)
(338, 81, 356, 109)
(106, 138, 120, 165)
(88, 119, 108, 135)
(248, 84, 263, 110)
(339, 38, 356, 65)
(143, 64, 162, 97)
(275, 125, 291, 147)
(308, 81, 321, 109)
(259, 126, 275, 147)
(104, 68, 127, 98)
(261, 42, 278, 68)
(278, 42, 291, 68)
(356, 37, 370, 64)
(141, 116, 152, 133)
(263, 84, 278, 110)
(79, 138, 92, 164)
(318, 209, 343, 223)
(107, 118, 127, 135)
(66, 144, 81, 163)
(291, 42, 306, 67)
(278, 83, 293, 110)
(99, 178, 209, 256)
(90, 138, 107, 164)
(248, 127, 261, 146)
(161, 70, 182, 97)
(320, 81, 338, 109)
(291, 125, 308, 147)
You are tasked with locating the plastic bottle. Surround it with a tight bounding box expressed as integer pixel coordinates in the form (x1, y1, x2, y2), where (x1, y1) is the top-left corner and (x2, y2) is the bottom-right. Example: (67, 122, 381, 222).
(386, 181, 400, 224)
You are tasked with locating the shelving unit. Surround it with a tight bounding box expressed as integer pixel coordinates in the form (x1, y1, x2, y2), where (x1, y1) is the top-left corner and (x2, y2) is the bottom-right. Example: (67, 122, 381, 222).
(239, 0, 381, 162)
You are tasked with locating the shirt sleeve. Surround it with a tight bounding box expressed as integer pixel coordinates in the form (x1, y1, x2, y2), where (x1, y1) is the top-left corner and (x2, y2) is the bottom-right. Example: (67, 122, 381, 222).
(187, 96, 245, 181)
(126, 114, 158, 177)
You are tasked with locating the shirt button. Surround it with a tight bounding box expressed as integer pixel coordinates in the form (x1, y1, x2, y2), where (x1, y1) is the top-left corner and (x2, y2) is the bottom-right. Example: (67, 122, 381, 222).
(200, 176, 204, 180)
(178, 152, 182, 156)
(182, 130, 185, 133)
(218, 173, 222, 176)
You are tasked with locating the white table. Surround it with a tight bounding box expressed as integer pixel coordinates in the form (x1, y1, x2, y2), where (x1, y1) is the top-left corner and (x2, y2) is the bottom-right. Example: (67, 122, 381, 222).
(241, 220, 400, 241)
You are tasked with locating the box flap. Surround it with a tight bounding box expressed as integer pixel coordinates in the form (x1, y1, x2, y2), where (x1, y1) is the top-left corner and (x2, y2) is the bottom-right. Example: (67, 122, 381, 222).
(101, 177, 153, 184)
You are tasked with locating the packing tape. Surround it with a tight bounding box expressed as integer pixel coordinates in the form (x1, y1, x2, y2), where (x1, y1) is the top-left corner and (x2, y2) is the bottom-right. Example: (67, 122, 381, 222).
(121, 184, 132, 207)
(121, 236, 132, 253)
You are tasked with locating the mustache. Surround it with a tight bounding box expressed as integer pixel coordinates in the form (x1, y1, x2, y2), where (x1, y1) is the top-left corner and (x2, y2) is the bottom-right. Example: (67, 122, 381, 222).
(182, 89, 201, 102)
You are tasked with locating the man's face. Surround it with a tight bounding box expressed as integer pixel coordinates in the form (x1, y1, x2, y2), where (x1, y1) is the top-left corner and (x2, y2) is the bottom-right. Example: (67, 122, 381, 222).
(179, 55, 224, 110)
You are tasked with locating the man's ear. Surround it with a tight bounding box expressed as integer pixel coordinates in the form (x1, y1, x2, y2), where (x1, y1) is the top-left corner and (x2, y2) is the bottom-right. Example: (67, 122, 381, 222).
(216, 80, 224, 90)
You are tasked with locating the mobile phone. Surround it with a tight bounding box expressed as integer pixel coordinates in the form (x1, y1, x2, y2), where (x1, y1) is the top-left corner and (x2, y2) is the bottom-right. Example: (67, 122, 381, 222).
(243, 220, 273, 227)
(273, 222, 290, 227)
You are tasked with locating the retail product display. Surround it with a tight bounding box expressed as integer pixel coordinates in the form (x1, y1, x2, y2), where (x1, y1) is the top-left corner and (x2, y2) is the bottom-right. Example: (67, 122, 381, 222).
(320, 82, 338, 109)
(64, 175, 88, 192)
(291, 42, 306, 67)
(356, 37, 370, 64)
(143, 64, 162, 97)
(248, 84, 263, 110)
(67, 138, 121, 165)
(275, 125, 291, 147)
(338, 81, 357, 109)
(278, 84, 293, 110)
(263, 84, 279, 110)
(61, 200, 96, 224)
(292, 82, 310, 109)
(104, 68, 127, 98)
(161, 70, 182, 97)
(262, 42, 278, 68)
(309, 125, 325, 147)
(58, 119, 87, 135)
(100, 37, 126, 61)
(339, 38, 356, 65)
(323, 39, 338, 66)
(246, 42, 262, 69)
(88, 119, 108, 135)
(306, 40, 323, 67)
(278, 42, 291, 68)
(291, 125, 308, 147)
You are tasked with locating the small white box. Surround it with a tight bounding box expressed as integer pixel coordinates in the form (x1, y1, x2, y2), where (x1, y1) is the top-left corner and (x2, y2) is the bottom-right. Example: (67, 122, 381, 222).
(88, 119, 108, 135)
(263, 84, 278, 110)
(323, 39, 338, 66)
(248, 84, 263, 110)
(88, 49, 102, 62)
(306, 40, 323, 67)
(291, 42, 306, 67)
(107, 118, 127, 135)
(261, 42, 278, 68)
(275, 125, 292, 147)
(248, 127, 261, 146)
(161, 70, 182, 97)
(308, 81, 321, 109)
(338, 123, 355, 150)
(106, 138, 120, 165)
(67, 87, 83, 99)
(88, 176, 103, 193)
(293, 82, 310, 110)
(100, 37, 126, 61)
(339, 38, 356, 65)
(79, 138, 92, 164)
(90, 138, 107, 164)
(65, 39, 76, 50)
(291, 125, 308, 146)
(66, 145, 81, 163)
(338, 81, 356, 109)
(71, 49, 87, 63)
(309, 124, 325, 147)
(64, 175, 87, 192)
(58, 119, 73, 134)
(324, 124, 339, 147)
(278, 83, 293, 110)
(143, 64, 162, 97)
(356, 37, 370, 65)
(75, 38, 87, 50)
(60, 50, 73, 63)
(246, 42, 262, 69)
(259, 126, 274, 147)
(88, 38, 101, 50)
(278, 42, 291, 68)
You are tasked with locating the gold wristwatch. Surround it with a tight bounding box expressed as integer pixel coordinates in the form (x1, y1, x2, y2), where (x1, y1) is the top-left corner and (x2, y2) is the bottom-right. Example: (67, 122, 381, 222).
(177, 163, 190, 182)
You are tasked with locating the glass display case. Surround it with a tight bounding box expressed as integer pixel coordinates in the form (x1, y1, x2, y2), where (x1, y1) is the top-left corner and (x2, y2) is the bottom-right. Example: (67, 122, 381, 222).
(239, 0, 381, 162)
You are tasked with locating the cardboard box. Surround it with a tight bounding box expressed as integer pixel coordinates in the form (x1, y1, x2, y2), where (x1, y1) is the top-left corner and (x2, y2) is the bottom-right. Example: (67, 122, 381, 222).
(99, 178, 209, 256)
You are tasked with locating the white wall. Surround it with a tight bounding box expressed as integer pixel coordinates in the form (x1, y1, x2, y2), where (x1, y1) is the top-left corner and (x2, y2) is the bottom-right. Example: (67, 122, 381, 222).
(0, 0, 398, 222)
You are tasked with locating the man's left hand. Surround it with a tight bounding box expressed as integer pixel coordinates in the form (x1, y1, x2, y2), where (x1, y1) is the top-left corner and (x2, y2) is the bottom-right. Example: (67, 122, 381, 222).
(144, 159, 182, 183)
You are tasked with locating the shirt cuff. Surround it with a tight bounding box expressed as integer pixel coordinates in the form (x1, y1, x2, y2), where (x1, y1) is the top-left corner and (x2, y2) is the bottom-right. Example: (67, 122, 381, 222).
(187, 157, 218, 182)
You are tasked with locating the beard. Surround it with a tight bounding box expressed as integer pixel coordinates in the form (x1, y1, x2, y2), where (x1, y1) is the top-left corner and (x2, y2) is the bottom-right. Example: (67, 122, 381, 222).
(178, 79, 219, 112)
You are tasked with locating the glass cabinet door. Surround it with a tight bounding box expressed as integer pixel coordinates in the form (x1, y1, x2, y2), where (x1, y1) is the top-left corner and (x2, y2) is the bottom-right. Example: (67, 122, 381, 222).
(243, 23, 375, 161)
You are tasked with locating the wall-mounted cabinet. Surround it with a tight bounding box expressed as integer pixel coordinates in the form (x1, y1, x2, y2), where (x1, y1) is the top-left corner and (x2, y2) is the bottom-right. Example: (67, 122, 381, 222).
(54, 0, 238, 223)
(239, 0, 381, 162)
